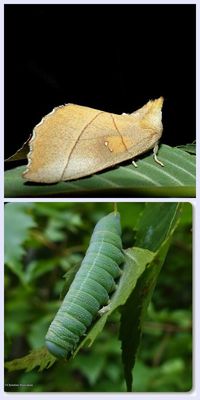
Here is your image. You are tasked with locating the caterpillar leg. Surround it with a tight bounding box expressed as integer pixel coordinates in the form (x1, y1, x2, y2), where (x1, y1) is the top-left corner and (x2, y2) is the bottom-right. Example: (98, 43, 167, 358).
(98, 304, 111, 316)
(153, 142, 164, 167)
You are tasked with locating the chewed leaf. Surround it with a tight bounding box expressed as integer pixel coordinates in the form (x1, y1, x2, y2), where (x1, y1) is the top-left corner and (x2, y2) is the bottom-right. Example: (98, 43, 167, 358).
(6, 98, 163, 183)
(5, 347, 56, 372)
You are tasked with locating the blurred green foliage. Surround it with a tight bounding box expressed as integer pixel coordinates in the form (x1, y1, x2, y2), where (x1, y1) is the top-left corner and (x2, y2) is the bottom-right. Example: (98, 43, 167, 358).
(4, 202, 192, 392)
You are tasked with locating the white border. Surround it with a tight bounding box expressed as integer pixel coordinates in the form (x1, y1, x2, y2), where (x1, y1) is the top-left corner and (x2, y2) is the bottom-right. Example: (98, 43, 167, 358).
(2, 0, 198, 399)
(2, 0, 197, 4)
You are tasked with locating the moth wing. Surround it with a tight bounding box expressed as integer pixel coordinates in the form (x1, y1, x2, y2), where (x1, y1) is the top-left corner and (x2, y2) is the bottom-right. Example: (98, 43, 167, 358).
(62, 98, 163, 181)
(23, 98, 163, 183)
(23, 104, 101, 183)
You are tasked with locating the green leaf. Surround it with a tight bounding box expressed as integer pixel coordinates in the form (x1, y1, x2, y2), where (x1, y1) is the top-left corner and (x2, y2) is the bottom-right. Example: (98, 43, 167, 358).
(4, 145, 196, 197)
(176, 142, 196, 155)
(134, 203, 182, 251)
(4, 203, 36, 283)
(120, 203, 182, 391)
(5, 347, 56, 372)
(120, 246, 169, 391)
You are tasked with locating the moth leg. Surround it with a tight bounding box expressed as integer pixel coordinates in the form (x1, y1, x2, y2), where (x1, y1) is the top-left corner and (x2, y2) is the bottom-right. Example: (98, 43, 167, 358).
(98, 304, 111, 316)
(153, 143, 164, 167)
(132, 159, 138, 168)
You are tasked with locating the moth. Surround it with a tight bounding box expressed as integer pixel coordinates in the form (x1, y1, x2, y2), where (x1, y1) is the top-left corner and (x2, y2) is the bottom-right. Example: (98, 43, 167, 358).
(45, 211, 125, 358)
(7, 97, 164, 183)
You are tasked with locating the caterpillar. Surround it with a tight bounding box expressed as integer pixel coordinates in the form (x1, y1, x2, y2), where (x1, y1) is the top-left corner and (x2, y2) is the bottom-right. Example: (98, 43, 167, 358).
(45, 211, 124, 358)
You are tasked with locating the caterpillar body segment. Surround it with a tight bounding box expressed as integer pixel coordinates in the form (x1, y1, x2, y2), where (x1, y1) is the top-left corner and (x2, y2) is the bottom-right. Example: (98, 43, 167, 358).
(45, 212, 124, 358)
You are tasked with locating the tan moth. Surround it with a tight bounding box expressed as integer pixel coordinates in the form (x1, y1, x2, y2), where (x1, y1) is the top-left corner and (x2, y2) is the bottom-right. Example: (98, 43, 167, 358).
(7, 97, 164, 183)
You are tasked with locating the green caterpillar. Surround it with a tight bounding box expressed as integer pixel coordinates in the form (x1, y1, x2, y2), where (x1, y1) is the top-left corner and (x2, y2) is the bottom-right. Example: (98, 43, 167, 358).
(45, 212, 124, 358)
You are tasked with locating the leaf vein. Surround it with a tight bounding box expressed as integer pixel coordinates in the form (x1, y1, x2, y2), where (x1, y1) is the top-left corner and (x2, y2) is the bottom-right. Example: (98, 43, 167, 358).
(60, 111, 104, 180)
(121, 166, 161, 185)
(141, 161, 184, 185)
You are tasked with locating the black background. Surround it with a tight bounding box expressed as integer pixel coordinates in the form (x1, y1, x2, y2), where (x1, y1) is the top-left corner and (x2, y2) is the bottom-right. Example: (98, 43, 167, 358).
(5, 4, 196, 159)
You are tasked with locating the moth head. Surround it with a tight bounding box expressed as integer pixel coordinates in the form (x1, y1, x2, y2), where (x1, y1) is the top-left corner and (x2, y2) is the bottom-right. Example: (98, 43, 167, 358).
(138, 97, 164, 138)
